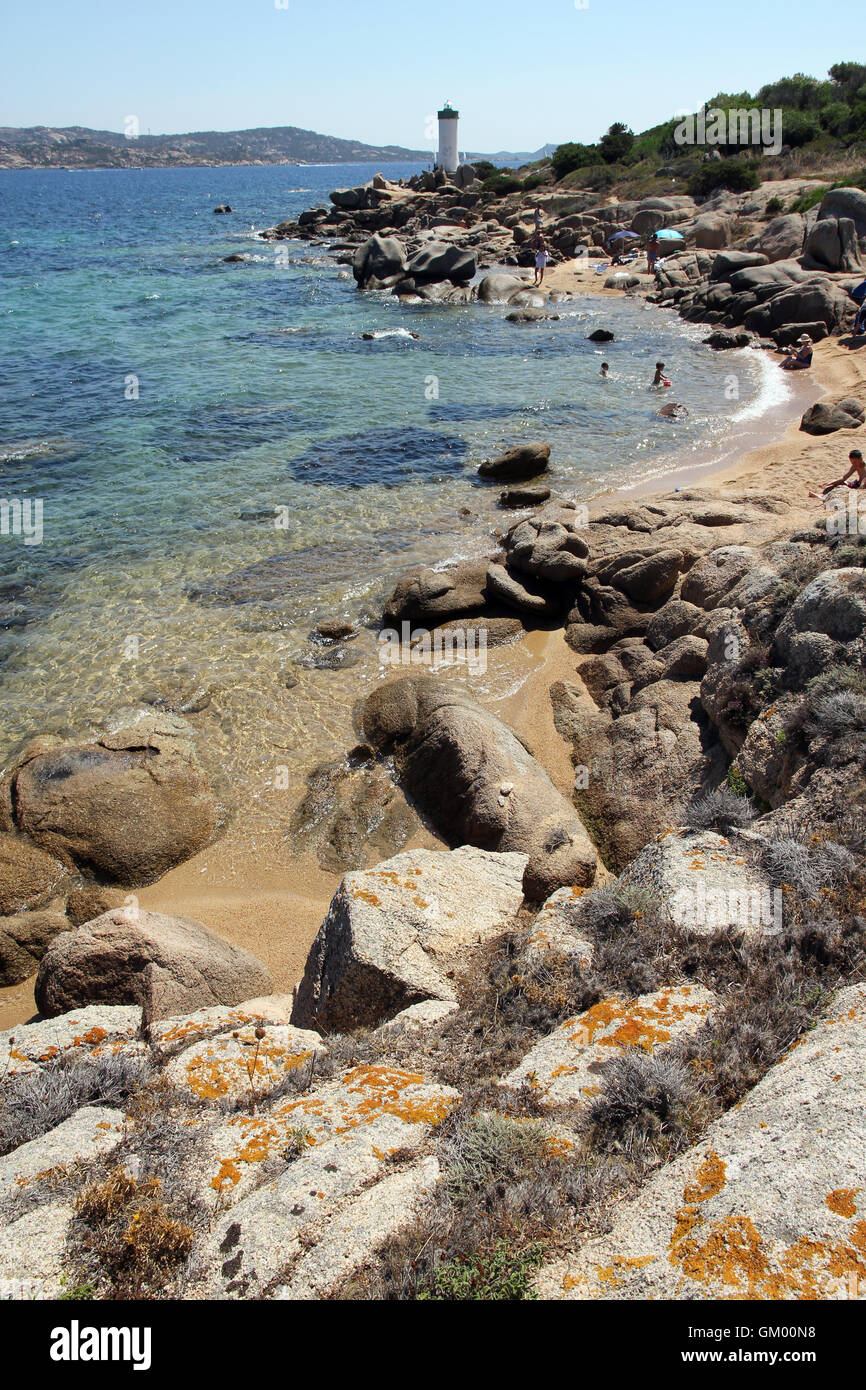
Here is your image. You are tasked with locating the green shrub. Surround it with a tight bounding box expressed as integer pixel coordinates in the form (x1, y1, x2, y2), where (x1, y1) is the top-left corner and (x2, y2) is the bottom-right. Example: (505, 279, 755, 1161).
(550, 141, 598, 178)
(418, 1241, 543, 1300)
(481, 173, 522, 195)
(688, 159, 760, 197)
(765, 195, 784, 215)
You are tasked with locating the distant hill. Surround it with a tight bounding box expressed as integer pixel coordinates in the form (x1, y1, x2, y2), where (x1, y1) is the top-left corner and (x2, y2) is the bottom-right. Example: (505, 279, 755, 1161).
(0, 124, 431, 169)
(0, 124, 551, 170)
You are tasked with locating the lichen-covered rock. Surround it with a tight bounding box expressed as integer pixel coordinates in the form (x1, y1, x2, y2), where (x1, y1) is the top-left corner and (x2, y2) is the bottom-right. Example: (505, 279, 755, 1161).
(539, 984, 866, 1299)
(164, 1023, 324, 1102)
(194, 1063, 457, 1213)
(149, 996, 297, 1053)
(293, 845, 526, 1032)
(0, 1005, 141, 1077)
(501, 985, 715, 1106)
(523, 886, 595, 970)
(0, 1203, 74, 1299)
(34, 908, 273, 1020)
(0, 1107, 125, 1201)
(618, 830, 778, 938)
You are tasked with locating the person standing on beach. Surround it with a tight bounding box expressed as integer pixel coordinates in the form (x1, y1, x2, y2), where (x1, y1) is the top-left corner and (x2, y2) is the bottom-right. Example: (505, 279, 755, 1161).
(646, 234, 661, 276)
(534, 205, 543, 234)
(534, 236, 549, 286)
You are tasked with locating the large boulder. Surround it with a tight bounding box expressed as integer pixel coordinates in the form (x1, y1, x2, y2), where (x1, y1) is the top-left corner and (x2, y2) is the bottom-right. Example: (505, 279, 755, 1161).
(293, 845, 526, 1031)
(802, 189, 866, 272)
(407, 242, 476, 285)
(772, 568, 866, 666)
(34, 907, 273, 1019)
(382, 562, 489, 628)
(800, 397, 865, 435)
(0, 834, 67, 916)
(540, 983, 866, 1300)
(477, 272, 527, 303)
(619, 830, 777, 938)
(755, 212, 808, 263)
(2, 714, 218, 887)
(552, 678, 725, 872)
(693, 213, 730, 250)
(680, 546, 761, 610)
(478, 442, 551, 481)
(352, 234, 409, 289)
(709, 250, 768, 280)
(362, 675, 597, 899)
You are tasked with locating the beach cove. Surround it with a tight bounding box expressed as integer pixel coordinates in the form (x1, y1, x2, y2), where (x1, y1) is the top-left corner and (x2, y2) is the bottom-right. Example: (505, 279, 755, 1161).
(2, 163, 864, 1026)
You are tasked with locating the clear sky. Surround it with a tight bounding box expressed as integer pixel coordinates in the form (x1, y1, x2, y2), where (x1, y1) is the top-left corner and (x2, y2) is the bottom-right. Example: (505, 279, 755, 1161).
(2, 0, 865, 152)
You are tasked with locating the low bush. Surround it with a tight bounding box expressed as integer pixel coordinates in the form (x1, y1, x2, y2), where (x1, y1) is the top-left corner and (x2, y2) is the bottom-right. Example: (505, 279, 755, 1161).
(0, 1053, 149, 1157)
(682, 786, 757, 834)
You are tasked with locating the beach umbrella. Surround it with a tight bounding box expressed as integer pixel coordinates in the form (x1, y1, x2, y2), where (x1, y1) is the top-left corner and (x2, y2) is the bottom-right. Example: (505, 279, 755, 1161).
(656, 228, 685, 241)
(608, 230, 640, 241)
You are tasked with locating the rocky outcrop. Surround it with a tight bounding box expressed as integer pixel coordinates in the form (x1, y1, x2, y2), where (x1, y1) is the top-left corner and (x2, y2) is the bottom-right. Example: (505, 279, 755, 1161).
(362, 675, 597, 898)
(0, 835, 67, 916)
(803, 189, 866, 273)
(1, 713, 218, 887)
(34, 907, 273, 1019)
(800, 397, 865, 435)
(352, 234, 409, 289)
(619, 830, 776, 938)
(502, 985, 716, 1106)
(477, 442, 551, 481)
(539, 984, 866, 1300)
(292, 845, 526, 1032)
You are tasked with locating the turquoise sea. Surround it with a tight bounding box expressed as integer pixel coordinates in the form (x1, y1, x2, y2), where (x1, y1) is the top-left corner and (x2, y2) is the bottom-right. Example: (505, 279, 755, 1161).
(0, 163, 797, 815)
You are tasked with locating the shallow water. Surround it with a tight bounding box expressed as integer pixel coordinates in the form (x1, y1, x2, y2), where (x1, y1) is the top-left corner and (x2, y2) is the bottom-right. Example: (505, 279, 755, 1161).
(0, 163, 796, 824)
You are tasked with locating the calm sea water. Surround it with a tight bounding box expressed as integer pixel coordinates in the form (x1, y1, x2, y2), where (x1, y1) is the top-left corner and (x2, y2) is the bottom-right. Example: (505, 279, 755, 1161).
(0, 163, 794, 812)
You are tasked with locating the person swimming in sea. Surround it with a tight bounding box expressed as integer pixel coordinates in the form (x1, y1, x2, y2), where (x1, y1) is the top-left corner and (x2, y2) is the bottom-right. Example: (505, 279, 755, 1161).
(599, 362, 610, 379)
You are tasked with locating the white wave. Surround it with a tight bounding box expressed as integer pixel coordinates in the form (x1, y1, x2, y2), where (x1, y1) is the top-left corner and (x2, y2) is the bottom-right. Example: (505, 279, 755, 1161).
(729, 349, 792, 423)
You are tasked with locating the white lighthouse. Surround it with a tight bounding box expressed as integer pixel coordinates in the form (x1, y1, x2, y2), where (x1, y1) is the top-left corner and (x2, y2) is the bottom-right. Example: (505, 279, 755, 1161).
(436, 103, 460, 174)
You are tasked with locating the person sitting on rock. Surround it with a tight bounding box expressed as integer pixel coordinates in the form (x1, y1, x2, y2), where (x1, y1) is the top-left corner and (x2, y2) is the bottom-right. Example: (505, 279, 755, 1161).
(533, 205, 543, 233)
(781, 334, 813, 370)
(652, 361, 671, 387)
(534, 236, 549, 286)
(821, 448, 865, 494)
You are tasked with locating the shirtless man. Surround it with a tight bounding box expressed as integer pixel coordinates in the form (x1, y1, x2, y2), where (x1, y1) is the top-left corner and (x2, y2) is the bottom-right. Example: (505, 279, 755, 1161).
(819, 448, 865, 495)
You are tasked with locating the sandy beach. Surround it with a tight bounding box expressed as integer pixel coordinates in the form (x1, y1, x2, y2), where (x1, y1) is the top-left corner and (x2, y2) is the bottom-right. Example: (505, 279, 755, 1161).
(2, 289, 863, 1032)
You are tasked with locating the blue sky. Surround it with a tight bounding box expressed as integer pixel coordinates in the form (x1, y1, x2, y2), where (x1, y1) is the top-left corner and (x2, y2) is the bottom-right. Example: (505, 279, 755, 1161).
(2, 0, 865, 151)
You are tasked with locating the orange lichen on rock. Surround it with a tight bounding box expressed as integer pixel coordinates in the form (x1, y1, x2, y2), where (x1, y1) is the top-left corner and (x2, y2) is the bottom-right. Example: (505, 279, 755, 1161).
(826, 1189, 859, 1218)
(683, 1151, 728, 1204)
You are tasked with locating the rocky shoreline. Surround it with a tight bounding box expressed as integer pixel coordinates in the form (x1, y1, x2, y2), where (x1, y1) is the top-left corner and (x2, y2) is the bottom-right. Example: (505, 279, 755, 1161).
(2, 171, 866, 1302)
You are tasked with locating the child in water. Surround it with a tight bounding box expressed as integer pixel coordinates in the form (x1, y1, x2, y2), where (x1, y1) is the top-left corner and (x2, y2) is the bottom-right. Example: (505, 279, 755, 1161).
(599, 362, 610, 379)
(652, 361, 671, 387)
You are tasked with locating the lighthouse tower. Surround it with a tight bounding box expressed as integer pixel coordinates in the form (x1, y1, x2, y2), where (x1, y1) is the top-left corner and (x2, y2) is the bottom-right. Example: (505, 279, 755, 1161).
(436, 103, 460, 174)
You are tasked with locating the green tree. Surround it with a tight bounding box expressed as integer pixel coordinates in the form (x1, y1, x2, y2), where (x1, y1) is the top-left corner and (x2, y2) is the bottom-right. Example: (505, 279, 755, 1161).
(599, 122, 635, 164)
(550, 141, 598, 177)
